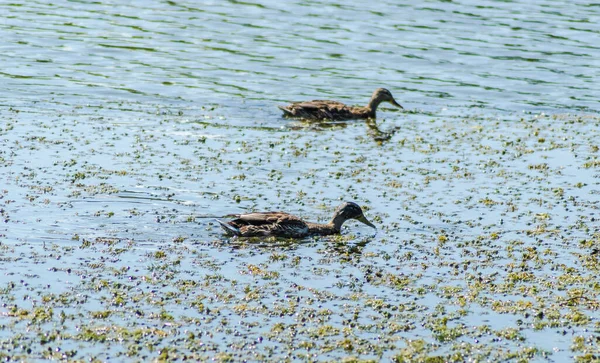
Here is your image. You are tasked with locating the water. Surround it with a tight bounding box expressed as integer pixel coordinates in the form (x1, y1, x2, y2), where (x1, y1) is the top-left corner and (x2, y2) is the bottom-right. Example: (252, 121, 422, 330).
(1, 0, 599, 361)
(3, 0, 599, 114)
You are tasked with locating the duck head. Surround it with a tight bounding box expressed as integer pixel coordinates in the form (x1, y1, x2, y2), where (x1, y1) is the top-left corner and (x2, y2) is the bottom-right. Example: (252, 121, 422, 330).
(330, 202, 377, 231)
(369, 88, 403, 110)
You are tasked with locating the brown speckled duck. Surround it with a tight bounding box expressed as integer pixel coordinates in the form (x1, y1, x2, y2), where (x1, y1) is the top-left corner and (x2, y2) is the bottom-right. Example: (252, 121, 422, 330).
(216, 202, 376, 238)
(278, 88, 403, 121)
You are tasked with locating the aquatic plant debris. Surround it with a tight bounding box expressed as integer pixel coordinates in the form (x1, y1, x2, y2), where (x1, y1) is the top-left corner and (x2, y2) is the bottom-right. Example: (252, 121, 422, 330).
(1, 104, 600, 361)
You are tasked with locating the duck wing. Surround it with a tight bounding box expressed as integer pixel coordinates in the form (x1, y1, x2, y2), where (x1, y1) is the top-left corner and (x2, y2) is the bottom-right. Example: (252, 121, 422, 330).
(230, 211, 294, 225)
(279, 100, 353, 120)
(229, 212, 309, 237)
(300, 100, 346, 106)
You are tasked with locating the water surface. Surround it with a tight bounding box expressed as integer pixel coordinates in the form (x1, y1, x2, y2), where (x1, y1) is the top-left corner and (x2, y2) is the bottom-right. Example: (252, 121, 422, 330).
(1, 0, 599, 361)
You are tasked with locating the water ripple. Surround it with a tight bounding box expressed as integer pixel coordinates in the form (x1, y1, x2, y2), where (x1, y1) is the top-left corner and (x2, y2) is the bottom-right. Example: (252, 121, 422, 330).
(1, 0, 599, 115)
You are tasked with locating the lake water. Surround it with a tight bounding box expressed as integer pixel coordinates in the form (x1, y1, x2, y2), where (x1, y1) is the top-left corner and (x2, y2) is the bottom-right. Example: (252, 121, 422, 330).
(1, 0, 599, 361)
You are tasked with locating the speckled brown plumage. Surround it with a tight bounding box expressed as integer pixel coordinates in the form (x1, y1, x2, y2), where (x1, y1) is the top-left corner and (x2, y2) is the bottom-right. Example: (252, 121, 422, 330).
(217, 202, 376, 238)
(278, 88, 403, 121)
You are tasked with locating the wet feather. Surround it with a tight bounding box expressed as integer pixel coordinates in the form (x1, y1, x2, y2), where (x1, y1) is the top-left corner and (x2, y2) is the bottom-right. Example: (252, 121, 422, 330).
(217, 202, 376, 238)
(279, 88, 403, 121)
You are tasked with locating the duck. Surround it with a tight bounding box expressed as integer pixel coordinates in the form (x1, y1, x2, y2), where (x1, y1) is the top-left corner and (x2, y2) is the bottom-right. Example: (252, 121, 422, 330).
(278, 88, 403, 121)
(216, 202, 376, 238)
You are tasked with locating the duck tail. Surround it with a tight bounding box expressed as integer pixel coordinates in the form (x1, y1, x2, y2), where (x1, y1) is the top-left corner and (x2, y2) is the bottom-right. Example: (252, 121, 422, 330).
(215, 219, 241, 236)
(278, 105, 293, 116)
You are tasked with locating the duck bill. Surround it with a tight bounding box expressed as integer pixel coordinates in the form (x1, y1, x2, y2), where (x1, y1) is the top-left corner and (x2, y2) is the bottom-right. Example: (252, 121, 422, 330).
(390, 99, 404, 109)
(356, 215, 377, 229)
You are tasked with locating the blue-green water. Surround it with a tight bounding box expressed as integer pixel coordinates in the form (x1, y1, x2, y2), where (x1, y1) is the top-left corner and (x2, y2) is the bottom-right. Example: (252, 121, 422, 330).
(1, 1, 599, 361)
(3, 0, 599, 114)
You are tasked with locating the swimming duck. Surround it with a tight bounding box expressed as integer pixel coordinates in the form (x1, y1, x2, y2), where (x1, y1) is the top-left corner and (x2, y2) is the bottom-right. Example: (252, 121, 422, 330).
(278, 88, 403, 121)
(216, 202, 376, 238)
